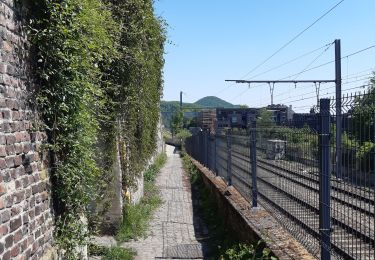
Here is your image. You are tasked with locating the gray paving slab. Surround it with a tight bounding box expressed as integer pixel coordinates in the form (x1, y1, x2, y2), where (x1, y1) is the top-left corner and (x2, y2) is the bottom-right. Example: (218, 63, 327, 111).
(122, 145, 205, 260)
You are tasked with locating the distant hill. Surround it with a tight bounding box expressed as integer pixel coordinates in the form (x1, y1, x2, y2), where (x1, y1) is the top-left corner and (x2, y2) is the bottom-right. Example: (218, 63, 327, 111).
(160, 101, 203, 129)
(160, 96, 240, 129)
(194, 96, 237, 108)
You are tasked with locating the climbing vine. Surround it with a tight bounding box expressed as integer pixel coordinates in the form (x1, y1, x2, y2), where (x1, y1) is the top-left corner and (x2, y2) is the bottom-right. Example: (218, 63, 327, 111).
(104, 0, 166, 189)
(20, 0, 118, 258)
(19, 0, 165, 258)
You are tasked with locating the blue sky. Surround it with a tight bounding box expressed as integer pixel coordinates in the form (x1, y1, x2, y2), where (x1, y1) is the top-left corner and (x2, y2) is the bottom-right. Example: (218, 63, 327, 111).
(154, 0, 375, 112)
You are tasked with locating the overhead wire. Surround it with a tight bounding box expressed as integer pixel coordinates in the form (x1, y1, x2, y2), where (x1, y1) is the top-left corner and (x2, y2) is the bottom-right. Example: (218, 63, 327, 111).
(269, 72, 373, 101)
(259, 76, 372, 107)
(226, 43, 333, 100)
(233, 42, 375, 101)
(231, 43, 334, 102)
(240, 0, 345, 79)
(276, 84, 370, 105)
(293, 43, 334, 80)
(247, 43, 333, 80)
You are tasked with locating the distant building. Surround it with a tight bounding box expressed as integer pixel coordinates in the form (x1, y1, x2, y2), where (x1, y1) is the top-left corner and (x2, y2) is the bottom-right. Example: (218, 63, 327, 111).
(216, 108, 258, 129)
(266, 104, 294, 125)
(292, 113, 318, 130)
(197, 109, 216, 132)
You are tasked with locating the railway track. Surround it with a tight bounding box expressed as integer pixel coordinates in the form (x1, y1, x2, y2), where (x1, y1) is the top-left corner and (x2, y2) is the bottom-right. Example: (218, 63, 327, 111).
(213, 139, 375, 259)
(229, 147, 375, 213)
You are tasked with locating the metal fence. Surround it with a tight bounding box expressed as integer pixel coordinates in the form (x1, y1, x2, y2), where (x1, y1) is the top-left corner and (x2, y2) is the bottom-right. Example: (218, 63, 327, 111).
(185, 92, 375, 260)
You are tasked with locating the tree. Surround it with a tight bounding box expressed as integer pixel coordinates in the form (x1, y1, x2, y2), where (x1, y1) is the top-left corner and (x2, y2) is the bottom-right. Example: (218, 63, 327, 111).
(351, 76, 375, 142)
(171, 111, 183, 137)
(257, 108, 274, 126)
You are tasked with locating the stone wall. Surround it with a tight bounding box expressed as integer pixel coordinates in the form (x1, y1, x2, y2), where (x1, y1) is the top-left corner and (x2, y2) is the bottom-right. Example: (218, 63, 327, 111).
(129, 116, 165, 205)
(103, 115, 165, 230)
(0, 1, 54, 259)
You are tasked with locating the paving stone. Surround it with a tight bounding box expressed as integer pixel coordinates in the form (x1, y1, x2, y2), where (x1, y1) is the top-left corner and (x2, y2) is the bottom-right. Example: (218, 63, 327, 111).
(122, 145, 206, 259)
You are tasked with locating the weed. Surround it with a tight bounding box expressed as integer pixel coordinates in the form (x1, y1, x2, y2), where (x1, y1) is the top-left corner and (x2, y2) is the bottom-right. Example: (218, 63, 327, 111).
(181, 153, 276, 260)
(116, 153, 166, 242)
(102, 247, 135, 260)
(88, 244, 135, 260)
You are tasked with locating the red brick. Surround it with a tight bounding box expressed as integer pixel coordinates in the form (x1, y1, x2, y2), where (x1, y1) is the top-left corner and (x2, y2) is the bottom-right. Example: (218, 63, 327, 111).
(0, 183, 6, 195)
(0, 145, 6, 156)
(11, 111, 19, 120)
(1, 209, 11, 222)
(5, 144, 14, 155)
(0, 158, 6, 169)
(10, 216, 21, 232)
(0, 134, 6, 145)
(5, 134, 15, 145)
(2, 110, 11, 119)
(13, 190, 25, 204)
(31, 240, 38, 254)
(11, 205, 22, 216)
(5, 195, 12, 208)
(0, 224, 9, 236)
(14, 143, 22, 154)
(13, 229, 22, 243)
(31, 184, 39, 195)
(14, 154, 22, 166)
(2, 250, 11, 260)
(10, 244, 19, 257)
(5, 235, 13, 248)
(15, 132, 23, 142)
(20, 238, 28, 252)
(5, 156, 14, 168)
(28, 208, 35, 219)
(22, 143, 31, 153)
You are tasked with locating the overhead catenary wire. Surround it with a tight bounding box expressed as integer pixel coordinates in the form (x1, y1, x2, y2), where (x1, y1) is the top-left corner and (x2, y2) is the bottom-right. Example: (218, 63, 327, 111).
(270, 73, 373, 102)
(231, 43, 375, 102)
(288, 43, 375, 80)
(257, 77, 372, 107)
(240, 0, 345, 79)
(227, 42, 375, 103)
(293, 43, 334, 80)
(219, 43, 334, 98)
(248, 43, 333, 80)
(275, 84, 370, 105)
(231, 43, 334, 102)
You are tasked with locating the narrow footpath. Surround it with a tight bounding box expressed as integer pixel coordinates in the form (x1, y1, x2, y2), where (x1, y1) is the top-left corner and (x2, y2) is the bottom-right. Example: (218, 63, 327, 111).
(122, 145, 209, 259)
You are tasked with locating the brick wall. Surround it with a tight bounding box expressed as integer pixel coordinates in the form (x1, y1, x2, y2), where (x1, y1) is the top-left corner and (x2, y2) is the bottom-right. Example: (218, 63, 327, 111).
(0, 1, 55, 259)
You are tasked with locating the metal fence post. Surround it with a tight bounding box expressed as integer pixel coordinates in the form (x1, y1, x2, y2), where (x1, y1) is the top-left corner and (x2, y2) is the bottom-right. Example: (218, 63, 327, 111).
(204, 130, 208, 166)
(197, 131, 200, 161)
(214, 133, 217, 175)
(194, 133, 200, 161)
(373, 117, 375, 189)
(227, 129, 232, 186)
(319, 98, 331, 260)
(250, 119, 258, 207)
(335, 39, 342, 180)
(200, 130, 203, 163)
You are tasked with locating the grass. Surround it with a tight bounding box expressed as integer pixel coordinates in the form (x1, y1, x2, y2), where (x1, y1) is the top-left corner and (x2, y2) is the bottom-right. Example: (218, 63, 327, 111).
(102, 247, 135, 260)
(116, 152, 167, 242)
(88, 244, 135, 260)
(181, 152, 276, 260)
(88, 153, 167, 260)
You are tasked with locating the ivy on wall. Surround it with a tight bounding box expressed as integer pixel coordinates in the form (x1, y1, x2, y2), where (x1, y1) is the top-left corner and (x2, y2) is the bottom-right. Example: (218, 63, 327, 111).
(104, 0, 166, 189)
(18, 0, 165, 258)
